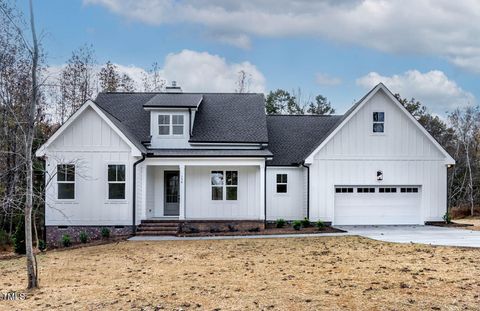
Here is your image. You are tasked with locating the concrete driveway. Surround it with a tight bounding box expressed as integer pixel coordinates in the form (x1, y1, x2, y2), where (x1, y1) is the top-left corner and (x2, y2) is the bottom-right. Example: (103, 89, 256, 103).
(337, 225, 480, 248)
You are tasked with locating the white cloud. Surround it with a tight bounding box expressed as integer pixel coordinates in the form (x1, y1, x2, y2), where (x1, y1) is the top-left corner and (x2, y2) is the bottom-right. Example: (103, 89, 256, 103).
(315, 73, 341, 86)
(46, 49, 266, 93)
(356, 70, 475, 114)
(161, 50, 265, 92)
(84, 0, 480, 72)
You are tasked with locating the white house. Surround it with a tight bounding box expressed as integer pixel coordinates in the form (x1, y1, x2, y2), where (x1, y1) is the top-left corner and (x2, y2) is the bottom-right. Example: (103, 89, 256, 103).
(36, 83, 455, 243)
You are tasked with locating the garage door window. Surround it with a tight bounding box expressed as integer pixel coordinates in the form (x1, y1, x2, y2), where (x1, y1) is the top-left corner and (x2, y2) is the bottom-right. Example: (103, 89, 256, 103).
(379, 187, 397, 193)
(401, 187, 419, 193)
(357, 187, 375, 193)
(335, 187, 353, 193)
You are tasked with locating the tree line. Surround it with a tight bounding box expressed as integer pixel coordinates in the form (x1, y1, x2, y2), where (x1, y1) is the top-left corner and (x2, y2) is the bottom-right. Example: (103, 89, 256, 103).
(0, 0, 479, 290)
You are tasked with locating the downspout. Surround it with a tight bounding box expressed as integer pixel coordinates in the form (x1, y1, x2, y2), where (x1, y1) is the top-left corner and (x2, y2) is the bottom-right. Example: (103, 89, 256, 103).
(132, 154, 146, 234)
(264, 161, 267, 226)
(302, 162, 310, 220)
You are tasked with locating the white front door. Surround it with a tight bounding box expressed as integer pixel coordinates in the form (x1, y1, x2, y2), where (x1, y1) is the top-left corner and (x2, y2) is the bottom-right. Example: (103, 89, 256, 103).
(334, 186, 421, 225)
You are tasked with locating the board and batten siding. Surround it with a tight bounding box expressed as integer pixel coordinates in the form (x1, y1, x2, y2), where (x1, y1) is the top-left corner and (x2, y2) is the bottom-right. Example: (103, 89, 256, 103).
(45, 106, 137, 226)
(266, 167, 306, 220)
(185, 166, 261, 219)
(309, 90, 448, 224)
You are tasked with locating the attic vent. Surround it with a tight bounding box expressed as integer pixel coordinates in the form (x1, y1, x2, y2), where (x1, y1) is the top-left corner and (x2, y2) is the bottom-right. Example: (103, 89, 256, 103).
(166, 81, 182, 93)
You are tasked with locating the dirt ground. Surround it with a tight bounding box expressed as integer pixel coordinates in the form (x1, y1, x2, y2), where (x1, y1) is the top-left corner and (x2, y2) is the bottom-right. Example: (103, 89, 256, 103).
(1, 236, 479, 310)
(453, 217, 480, 231)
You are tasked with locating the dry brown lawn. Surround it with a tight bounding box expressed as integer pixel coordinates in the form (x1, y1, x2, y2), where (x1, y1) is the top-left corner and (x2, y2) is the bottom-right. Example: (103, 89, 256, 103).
(1, 236, 480, 310)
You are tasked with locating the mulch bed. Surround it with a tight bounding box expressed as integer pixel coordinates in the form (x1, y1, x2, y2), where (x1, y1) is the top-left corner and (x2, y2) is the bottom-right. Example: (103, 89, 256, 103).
(178, 226, 344, 237)
(0, 236, 131, 261)
(427, 222, 473, 228)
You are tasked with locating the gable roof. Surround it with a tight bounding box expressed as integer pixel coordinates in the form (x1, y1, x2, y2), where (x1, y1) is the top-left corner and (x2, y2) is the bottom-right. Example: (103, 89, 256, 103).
(94, 92, 268, 146)
(36, 100, 143, 157)
(303, 83, 455, 165)
(266, 115, 342, 166)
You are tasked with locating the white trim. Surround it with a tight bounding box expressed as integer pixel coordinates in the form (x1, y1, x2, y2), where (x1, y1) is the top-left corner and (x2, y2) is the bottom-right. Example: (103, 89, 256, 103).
(56, 163, 76, 202)
(304, 83, 456, 165)
(105, 162, 128, 203)
(210, 170, 238, 201)
(35, 100, 142, 157)
(275, 173, 288, 194)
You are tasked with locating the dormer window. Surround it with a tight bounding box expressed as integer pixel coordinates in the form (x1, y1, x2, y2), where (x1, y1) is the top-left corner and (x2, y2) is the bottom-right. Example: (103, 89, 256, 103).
(373, 112, 384, 133)
(158, 114, 184, 136)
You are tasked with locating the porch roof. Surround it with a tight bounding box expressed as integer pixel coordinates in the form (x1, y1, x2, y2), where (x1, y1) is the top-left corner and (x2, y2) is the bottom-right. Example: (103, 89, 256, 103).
(146, 148, 273, 158)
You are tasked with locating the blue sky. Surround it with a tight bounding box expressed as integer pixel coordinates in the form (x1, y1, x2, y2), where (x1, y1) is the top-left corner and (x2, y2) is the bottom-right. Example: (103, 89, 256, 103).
(20, 0, 479, 115)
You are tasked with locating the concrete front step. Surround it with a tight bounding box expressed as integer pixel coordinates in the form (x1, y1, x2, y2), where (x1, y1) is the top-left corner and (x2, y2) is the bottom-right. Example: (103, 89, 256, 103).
(139, 223, 179, 227)
(137, 226, 178, 232)
(136, 230, 177, 236)
(141, 219, 180, 224)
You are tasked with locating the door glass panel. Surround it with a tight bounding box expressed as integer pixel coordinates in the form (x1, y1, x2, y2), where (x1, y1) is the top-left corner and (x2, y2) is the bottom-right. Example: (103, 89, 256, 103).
(165, 173, 179, 203)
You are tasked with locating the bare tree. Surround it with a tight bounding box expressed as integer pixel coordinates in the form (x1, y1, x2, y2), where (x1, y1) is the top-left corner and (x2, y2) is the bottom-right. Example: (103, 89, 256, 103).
(142, 62, 166, 92)
(235, 70, 251, 93)
(57, 44, 96, 123)
(449, 106, 480, 216)
(99, 61, 136, 92)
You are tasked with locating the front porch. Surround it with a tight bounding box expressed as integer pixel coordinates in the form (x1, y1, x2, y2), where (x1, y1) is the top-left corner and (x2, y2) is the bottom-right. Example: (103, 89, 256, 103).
(137, 158, 266, 227)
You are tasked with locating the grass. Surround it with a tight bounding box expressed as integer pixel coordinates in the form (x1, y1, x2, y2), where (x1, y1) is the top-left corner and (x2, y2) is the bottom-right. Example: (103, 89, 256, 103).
(1, 236, 479, 310)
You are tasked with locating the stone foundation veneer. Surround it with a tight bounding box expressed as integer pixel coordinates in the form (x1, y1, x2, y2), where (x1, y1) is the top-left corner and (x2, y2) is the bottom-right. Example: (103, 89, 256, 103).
(46, 225, 134, 247)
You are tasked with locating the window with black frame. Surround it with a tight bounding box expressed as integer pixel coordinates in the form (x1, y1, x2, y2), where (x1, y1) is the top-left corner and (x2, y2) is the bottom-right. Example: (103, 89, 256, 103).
(57, 164, 75, 199)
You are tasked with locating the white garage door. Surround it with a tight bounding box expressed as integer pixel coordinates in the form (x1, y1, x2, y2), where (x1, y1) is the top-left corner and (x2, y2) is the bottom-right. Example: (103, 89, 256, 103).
(334, 186, 421, 225)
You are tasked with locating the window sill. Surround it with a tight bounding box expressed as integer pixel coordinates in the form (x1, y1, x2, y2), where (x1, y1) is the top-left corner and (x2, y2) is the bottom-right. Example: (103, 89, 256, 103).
(105, 200, 128, 204)
(55, 200, 78, 204)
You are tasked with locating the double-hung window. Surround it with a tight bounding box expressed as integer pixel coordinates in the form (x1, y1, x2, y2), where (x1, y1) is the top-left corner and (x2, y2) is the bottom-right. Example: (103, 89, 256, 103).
(276, 174, 287, 193)
(211, 170, 238, 201)
(158, 114, 184, 135)
(373, 112, 385, 133)
(108, 164, 126, 200)
(57, 164, 75, 199)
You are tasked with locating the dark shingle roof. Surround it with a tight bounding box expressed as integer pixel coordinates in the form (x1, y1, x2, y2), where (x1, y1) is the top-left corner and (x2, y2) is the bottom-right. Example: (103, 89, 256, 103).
(94, 92, 269, 148)
(144, 93, 203, 108)
(266, 115, 342, 166)
(190, 93, 268, 143)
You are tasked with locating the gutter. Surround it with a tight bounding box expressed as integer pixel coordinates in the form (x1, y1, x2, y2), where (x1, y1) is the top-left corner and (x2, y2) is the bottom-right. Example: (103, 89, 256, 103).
(301, 162, 310, 220)
(132, 155, 146, 234)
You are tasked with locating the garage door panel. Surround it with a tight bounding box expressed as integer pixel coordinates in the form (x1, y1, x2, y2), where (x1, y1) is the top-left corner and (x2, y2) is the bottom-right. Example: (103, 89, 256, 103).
(334, 186, 421, 225)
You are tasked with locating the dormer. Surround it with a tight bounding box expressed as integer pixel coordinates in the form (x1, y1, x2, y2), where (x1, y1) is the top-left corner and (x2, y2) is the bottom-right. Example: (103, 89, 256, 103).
(144, 91, 202, 149)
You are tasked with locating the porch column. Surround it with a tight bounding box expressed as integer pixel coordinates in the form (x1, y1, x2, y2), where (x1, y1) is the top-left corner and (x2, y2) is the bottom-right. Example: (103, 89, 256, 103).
(141, 164, 147, 222)
(259, 162, 265, 221)
(179, 164, 186, 220)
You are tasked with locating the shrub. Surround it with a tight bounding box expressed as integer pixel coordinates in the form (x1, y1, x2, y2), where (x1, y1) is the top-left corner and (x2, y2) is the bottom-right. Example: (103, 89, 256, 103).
(292, 220, 302, 231)
(38, 239, 46, 252)
(0, 229, 12, 251)
(79, 231, 88, 243)
(316, 220, 326, 230)
(227, 224, 238, 232)
(62, 234, 71, 247)
(13, 221, 26, 254)
(275, 219, 286, 228)
(101, 227, 110, 238)
(443, 212, 452, 224)
(301, 217, 311, 227)
(248, 227, 260, 232)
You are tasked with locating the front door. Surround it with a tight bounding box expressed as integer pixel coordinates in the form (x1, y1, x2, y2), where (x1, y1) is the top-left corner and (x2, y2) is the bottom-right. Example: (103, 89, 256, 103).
(164, 171, 180, 216)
